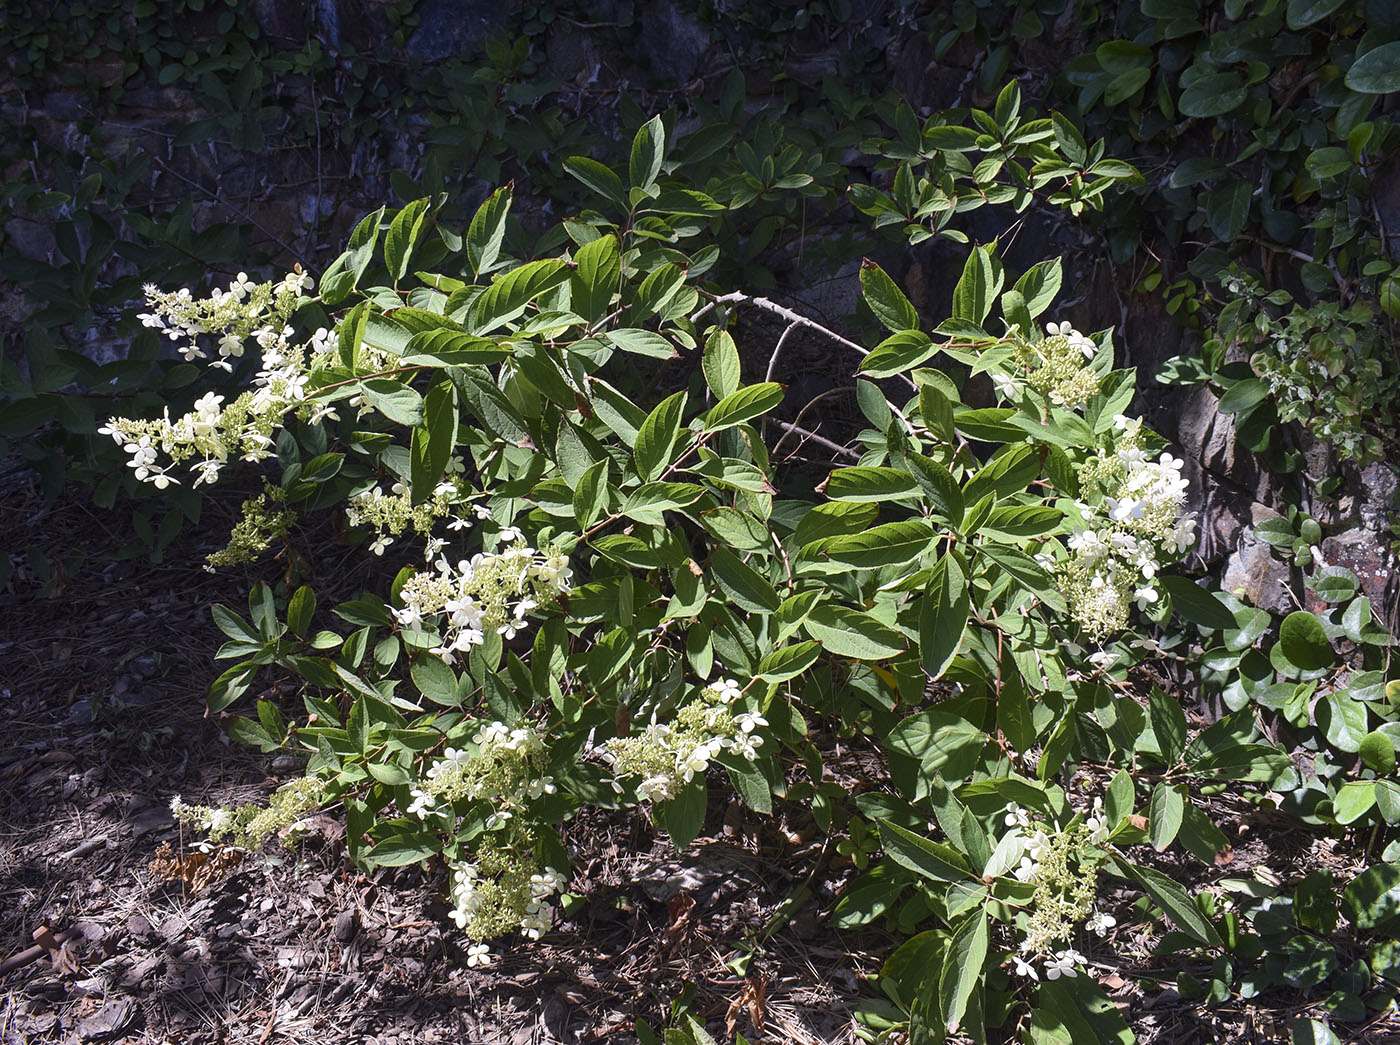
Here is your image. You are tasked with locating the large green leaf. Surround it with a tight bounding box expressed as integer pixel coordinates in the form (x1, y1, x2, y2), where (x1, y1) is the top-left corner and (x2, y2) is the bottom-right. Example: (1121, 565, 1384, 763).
(939, 908, 988, 1034)
(465, 185, 511, 276)
(1125, 861, 1223, 945)
(877, 819, 973, 882)
(825, 519, 936, 569)
(634, 390, 687, 482)
(1279, 610, 1334, 671)
(630, 114, 666, 191)
(804, 604, 907, 659)
(703, 383, 784, 431)
(1346, 42, 1400, 94)
(919, 552, 969, 680)
(709, 546, 781, 613)
(571, 233, 621, 323)
(822, 466, 918, 502)
(860, 259, 919, 333)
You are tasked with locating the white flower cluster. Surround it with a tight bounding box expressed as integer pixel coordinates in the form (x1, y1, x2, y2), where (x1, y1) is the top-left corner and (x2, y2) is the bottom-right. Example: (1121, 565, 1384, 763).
(345, 478, 474, 554)
(448, 858, 568, 949)
(405, 721, 556, 823)
(100, 273, 333, 490)
(393, 540, 572, 661)
(991, 801, 1114, 982)
(1049, 414, 1197, 637)
(994, 320, 1102, 410)
(602, 677, 767, 804)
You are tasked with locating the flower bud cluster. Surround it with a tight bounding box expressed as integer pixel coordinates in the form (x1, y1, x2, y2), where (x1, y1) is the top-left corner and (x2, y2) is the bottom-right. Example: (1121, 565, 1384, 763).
(100, 273, 331, 490)
(393, 540, 573, 661)
(405, 721, 557, 823)
(206, 487, 296, 567)
(447, 847, 568, 946)
(997, 320, 1102, 410)
(170, 775, 327, 851)
(602, 677, 767, 803)
(996, 801, 1112, 982)
(1051, 414, 1197, 637)
(346, 476, 470, 554)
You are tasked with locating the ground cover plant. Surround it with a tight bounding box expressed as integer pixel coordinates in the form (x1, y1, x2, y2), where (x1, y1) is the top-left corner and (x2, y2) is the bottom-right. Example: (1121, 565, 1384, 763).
(5, 5, 1400, 1044)
(66, 95, 1400, 1043)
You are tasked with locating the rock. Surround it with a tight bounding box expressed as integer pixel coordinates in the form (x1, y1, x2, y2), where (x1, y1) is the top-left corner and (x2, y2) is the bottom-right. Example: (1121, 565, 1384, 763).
(1221, 536, 1296, 617)
(1358, 462, 1399, 533)
(1175, 386, 1285, 507)
(407, 0, 509, 62)
(638, 0, 712, 85)
(1181, 458, 1253, 567)
(1320, 528, 1400, 632)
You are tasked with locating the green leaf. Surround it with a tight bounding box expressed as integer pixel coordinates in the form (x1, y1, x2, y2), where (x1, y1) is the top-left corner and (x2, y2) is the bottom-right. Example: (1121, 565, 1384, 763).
(1333, 780, 1377, 825)
(877, 819, 973, 882)
(1013, 259, 1062, 319)
(1279, 610, 1334, 671)
(1341, 864, 1400, 929)
(860, 259, 919, 333)
(465, 185, 511, 276)
(385, 198, 431, 282)
(1126, 861, 1223, 945)
(700, 507, 772, 555)
(702, 328, 741, 398)
(757, 640, 822, 682)
(634, 390, 687, 481)
(362, 380, 424, 426)
(1306, 567, 1359, 604)
(905, 451, 964, 525)
(411, 655, 460, 707)
(1217, 377, 1269, 414)
(1051, 111, 1088, 166)
(632, 262, 687, 319)
(1148, 782, 1184, 851)
(364, 830, 437, 867)
(939, 908, 988, 1034)
(658, 776, 707, 850)
(287, 585, 316, 638)
(208, 661, 256, 713)
(1346, 42, 1400, 94)
(564, 156, 626, 208)
(1180, 73, 1248, 117)
(804, 603, 907, 660)
(821, 466, 918, 502)
(630, 114, 666, 191)
(825, 519, 936, 569)
(1287, 0, 1344, 26)
(604, 329, 676, 360)
(920, 552, 969, 680)
(410, 380, 457, 504)
(1205, 178, 1252, 241)
(952, 244, 1001, 325)
(703, 383, 784, 431)
(571, 233, 621, 323)
(573, 459, 610, 529)
(794, 502, 880, 550)
(860, 330, 937, 378)
(469, 258, 570, 334)
(400, 329, 512, 366)
(621, 481, 705, 524)
(1161, 576, 1236, 631)
(1361, 730, 1397, 775)
(709, 546, 781, 614)
(1148, 686, 1188, 764)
